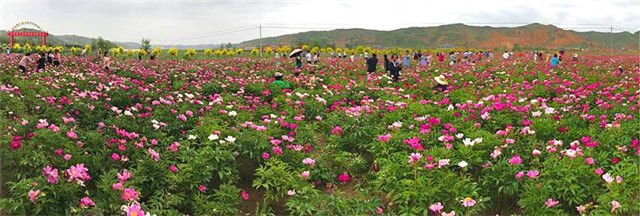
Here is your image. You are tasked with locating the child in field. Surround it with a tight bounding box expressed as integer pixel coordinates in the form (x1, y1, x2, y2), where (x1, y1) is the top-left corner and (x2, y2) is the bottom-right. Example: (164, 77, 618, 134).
(550, 54, 560, 67)
(403, 51, 411, 68)
(18, 53, 34, 73)
(36, 52, 46, 72)
(53, 50, 61, 67)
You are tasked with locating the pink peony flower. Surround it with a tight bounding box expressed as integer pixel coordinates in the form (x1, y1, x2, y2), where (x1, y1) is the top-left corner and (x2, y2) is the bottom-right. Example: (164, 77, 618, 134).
(526, 170, 539, 178)
(28, 189, 40, 203)
(546, 198, 559, 208)
(262, 152, 270, 159)
(169, 165, 178, 173)
(122, 201, 145, 216)
(199, 185, 206, 192)
(79, 196, 95, 208)
(112, 182, 123, 190)
(43, 166, 59, 184)
(241, 190, 249, 201)
(611, 200, 621, 213)
(148, 148, 160, 162)
(378, 134, 391, 142)
(461, 197, 476, 207)
(408, 153, 422, 164)
(121, 188, 140, 202)
(302, 158, 315, 166)
(301, 171, 310, 178)
(508, 154, 523, 164)
(430, 202, 444, 213)
(111, 152, 120, 161)
(515, 171, 525, 179)
(338, 173, 350, 182)
(331, 126, 342, 135)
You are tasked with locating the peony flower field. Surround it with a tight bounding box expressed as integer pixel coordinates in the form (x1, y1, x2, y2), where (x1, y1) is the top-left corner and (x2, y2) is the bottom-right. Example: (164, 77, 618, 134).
(0, 53, 638, 215)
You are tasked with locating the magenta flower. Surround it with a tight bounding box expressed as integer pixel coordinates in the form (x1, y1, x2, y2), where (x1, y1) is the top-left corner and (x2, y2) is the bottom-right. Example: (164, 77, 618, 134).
(241, 190, 250, 201)
(546, 198, 559, 208)
(515, 171, 524, 179)
(338, 173, 350, 182)
(117, 169, 132, 183)
(67, 130, 78, 139)
(302, 158, 315, 166)
(112, 182, 123, 190)
(262, 152, 270, 159)
(43, 166, 59, 184)
(378, 134, 391, 142)
(461, 197, 476, 207)
(121, 188, 140, 202)
(301, 171, 310, 178)
(28, 189, 40, 203)
(67, 163, 91, 183)
(169, 165, 178, 173)
(331, 126, 342, 135)
(111, 152, 120, 161)
(526, 170, 539, 178)
(199, 185, 206, 192)
(430, 202, 444, 213)
(148, 148, 160, 162)
(79, 196, 95, 208)
(408, 153, 422, 164)
(508, 154, 523, 164)
(611, 200, 621, 213)
(122, 201, 145, 216)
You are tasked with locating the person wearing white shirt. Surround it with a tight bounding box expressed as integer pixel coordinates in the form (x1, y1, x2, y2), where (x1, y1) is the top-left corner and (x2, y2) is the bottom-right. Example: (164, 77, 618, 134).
(305, 52, 312, 64)
(502, 51, 509, 60)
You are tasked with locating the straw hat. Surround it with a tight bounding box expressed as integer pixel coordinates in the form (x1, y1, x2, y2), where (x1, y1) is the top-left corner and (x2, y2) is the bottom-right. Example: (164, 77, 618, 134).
(434, 75, 448, 85)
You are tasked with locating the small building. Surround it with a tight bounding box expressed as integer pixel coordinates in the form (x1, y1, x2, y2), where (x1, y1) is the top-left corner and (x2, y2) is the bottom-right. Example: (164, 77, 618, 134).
(438, 43, 457, 49)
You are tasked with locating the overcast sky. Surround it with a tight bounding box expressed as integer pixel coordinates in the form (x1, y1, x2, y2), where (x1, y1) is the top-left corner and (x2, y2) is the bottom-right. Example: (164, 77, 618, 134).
(1, 0, 639, 45)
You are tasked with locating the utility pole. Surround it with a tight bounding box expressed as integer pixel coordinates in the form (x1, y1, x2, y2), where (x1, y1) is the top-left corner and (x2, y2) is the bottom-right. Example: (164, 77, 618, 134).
(610, 25, 613, 56)
(259, 24, 263, 57)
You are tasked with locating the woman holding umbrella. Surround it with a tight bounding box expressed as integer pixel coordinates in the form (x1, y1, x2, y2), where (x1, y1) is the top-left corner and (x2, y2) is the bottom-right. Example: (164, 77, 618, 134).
(290, 48, 304, 69)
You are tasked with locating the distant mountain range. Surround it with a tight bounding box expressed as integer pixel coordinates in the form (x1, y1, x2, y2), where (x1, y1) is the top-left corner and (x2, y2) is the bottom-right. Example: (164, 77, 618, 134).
(0, 29, 221, 50)
(1, 23, 638, 50)
(237, 23, 640, 50)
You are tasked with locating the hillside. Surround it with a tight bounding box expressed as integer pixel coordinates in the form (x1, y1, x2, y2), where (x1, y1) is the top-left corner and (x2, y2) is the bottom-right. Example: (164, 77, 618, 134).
(237, 23, 639, 50)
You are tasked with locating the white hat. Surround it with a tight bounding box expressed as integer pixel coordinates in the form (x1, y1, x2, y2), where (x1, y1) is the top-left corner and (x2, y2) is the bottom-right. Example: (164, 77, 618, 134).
(274, 72, 283, 77)
(434, 75, 448, 85)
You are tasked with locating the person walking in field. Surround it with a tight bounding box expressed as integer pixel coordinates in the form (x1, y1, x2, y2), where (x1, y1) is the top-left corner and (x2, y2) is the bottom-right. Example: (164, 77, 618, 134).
(573, 53, 578, 62)
(383, 54, 390, 75)
(389, 54, 402, 82)
(449, 52, 456, 65)
(403, 51, 411, 68)
(295, 54, 303, 69)
(438, 52, 445, 63)
(18, 53, 34, 73)
(305, 52, 312, 64)
(366, 53, 378, 74)
(550, 54, 560, 68)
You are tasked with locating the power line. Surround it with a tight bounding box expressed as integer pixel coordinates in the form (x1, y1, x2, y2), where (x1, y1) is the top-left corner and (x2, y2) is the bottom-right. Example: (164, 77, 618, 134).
(153, 25, 258, 42)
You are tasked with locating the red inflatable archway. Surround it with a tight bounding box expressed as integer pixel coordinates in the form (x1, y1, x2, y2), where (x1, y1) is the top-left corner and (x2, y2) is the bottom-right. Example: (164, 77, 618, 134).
(7, 21, 49, 47)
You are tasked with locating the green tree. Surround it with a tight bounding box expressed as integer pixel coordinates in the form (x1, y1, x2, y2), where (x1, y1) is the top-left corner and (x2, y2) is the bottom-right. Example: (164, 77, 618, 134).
(140, 38, 152, 54)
